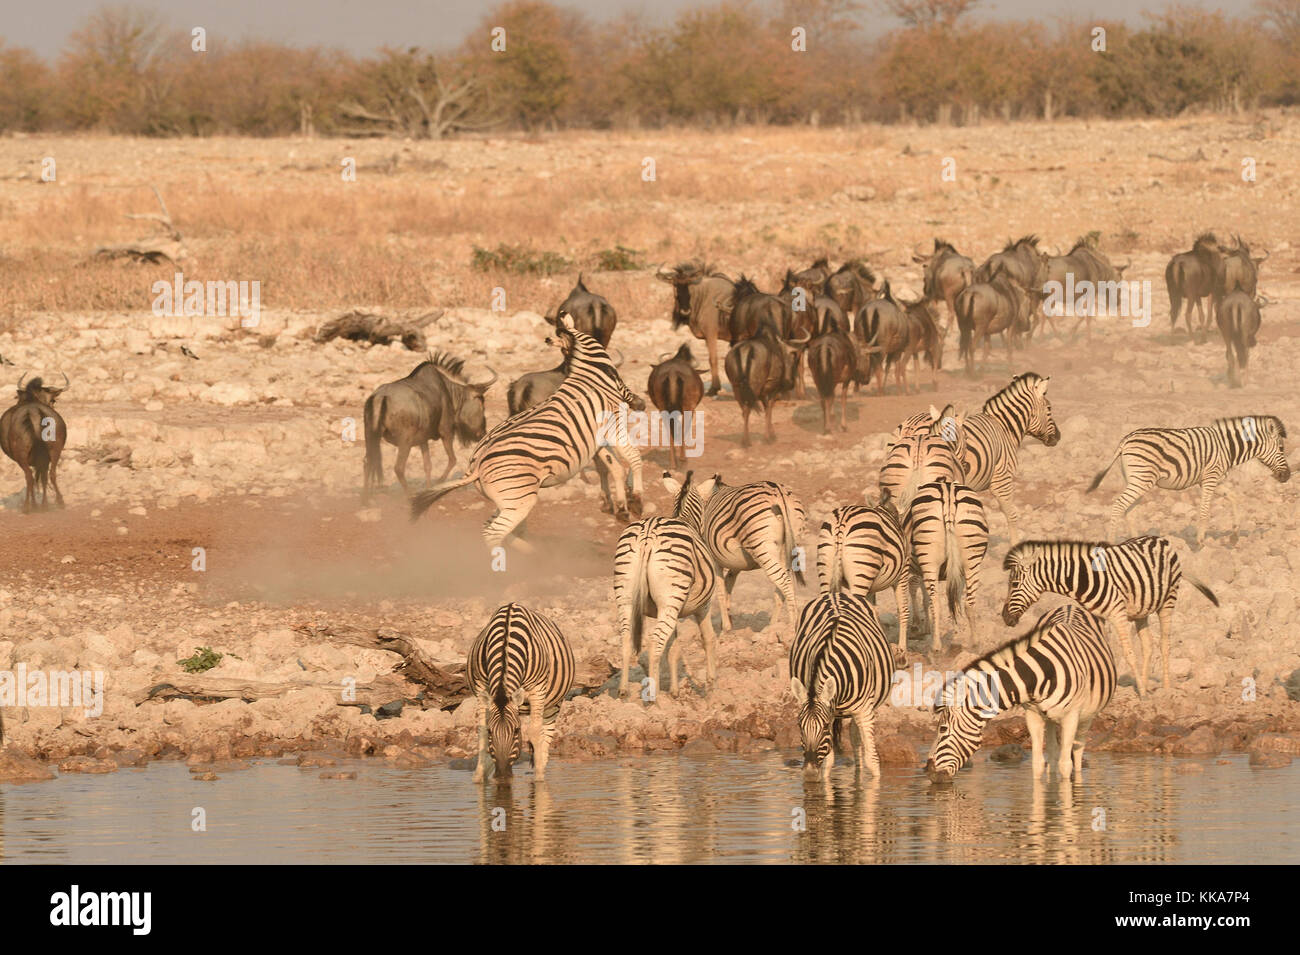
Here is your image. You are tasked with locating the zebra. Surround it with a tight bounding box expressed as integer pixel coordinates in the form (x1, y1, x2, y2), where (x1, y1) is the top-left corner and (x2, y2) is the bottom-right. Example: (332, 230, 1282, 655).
(1088, 415, 1290, 547)
(904, 481, 989, 650)
(613, 510, 719, 702)
(958, 372, 1060, 538)
(1001, 536, 1219, 698)
(788, 591, 897, 780)
(410, 314, 646, 551)
(467, 603, 575, 782)
(816, 495, 912, 650)
(925, 604, 1116, 784)
(878, 431, 965, 511)
(663, 470, 807, 639)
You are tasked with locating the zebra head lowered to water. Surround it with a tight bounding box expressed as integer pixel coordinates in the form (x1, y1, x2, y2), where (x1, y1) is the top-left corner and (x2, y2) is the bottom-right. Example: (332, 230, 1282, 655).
(925, 604, 1116, 784)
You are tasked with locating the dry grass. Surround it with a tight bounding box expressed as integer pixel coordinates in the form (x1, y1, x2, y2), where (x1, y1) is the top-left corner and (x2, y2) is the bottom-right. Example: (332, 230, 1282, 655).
(1, 115, 1296, 315)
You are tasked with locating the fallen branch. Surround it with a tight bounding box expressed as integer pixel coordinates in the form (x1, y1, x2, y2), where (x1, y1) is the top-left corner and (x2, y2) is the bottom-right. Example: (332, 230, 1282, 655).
(313, 310, 442, 350)
(94, 185, 189, 264)
(294, 622, 470, 704)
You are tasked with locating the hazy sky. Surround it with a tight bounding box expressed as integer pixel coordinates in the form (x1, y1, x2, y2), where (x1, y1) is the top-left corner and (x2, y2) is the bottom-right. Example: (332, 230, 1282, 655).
(5, 0, 1263, 59)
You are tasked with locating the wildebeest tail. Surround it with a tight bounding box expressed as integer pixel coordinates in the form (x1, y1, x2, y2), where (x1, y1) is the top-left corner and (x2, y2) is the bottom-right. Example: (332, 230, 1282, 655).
(363, 393, 386, 489)
(811, 340, 837, 400)
(956, 292, 975, 361)
(735, 345, 758, 407)
(20, 407, 51, 498)
(1166, 259, 1183, 326)
(409, 471, 478, 521)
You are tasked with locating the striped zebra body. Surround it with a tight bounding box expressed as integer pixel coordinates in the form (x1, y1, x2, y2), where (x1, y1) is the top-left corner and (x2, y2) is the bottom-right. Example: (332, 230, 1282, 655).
(816, 501, 911, 649)
(613, 516, 719, 701)
(467, 603, 575, 781)
(410, 315, 645, 551)
(1001, 536, 1219, 697)
(1089, 415, 1290, 546)
(959, 373, 1060, 537)
(788, 592, 896, 780)
(926, 604, 1116, 783)
(904, 481, 989, 650)
(879, 433, 965, 511)
(665, 471, 807, 638)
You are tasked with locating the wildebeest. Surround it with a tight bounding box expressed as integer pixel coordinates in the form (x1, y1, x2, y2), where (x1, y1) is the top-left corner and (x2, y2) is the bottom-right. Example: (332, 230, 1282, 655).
(548, 274, 617, 346)
(902, 297, 944, 391)
(654, 261, 739, 396)
(955, 265, 1036, 374)
(825, 260, 878, 319)
(1166, 233, 1223, 343)
(1216, 290, 1263, 388)
(724, 321, 810, 447)
(914, 239, 973, 331)
(647, 343, 705, 468)
(1, 374, 68, 512)
(1042, 235, 1129, 340)
(856, 282, 932, 395)
(807, 316, 859, 434)
(363, 352, 496, 496)
(777, 270, 822, 341)
(791, 256, 833, 290)
(1218, 235, 1267, 300)
(975, 235, 1047, 290)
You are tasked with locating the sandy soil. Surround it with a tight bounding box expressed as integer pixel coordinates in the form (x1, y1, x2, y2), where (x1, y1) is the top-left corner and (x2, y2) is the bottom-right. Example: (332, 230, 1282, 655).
(2, 117, 1299, 781)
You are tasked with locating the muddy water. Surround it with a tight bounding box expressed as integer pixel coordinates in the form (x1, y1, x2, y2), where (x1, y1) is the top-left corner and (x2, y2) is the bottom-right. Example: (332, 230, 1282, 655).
(0, 752, 1294, 864)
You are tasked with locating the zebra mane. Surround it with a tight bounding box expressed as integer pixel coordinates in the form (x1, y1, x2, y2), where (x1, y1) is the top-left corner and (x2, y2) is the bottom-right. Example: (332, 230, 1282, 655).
(1214, 414, 1285, 437)
(1003, 539, 1110, 570)
(983, 372, 1042, 412)
(945, 606, 1093, 703)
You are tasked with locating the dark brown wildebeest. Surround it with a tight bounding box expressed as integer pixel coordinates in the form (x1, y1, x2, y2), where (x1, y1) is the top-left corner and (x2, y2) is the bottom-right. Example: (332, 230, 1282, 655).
(1218, 235, 1267, 301)
(1166, 233, 1224, 343)
(548, 274, 617, 346)
(902, 297, 945, 391)
(914, 239, 973, 332)
(826, 260, 878, 319)
(807, 316, 859, 434)
(975, 235, 1048, 290)
(647, 343, 705, 468)
(363, 352, 496, 497)
(724, 322, 810, 447)
(507, 361, 567, 417)
(955, 265, 1036, 374)
(1216, 290, 1264, 388)
(1042, 235, 1130, 341)
(791, 256, 833, 290)
(1, 374, 68, 512)
(854, 282, 913, 395)
(654, 261, 740, 397)
(777, 270, 821, 341)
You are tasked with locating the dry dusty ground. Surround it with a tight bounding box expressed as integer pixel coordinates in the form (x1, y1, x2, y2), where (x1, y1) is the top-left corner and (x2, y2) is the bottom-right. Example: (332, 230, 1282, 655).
(1, 116, 1300, 781)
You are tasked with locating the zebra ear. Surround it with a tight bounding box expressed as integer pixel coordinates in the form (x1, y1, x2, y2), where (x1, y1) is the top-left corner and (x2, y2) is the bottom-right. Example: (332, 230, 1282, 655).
(789, 677, 807, 702)
(928, 404, 941, 421)
(698, 477, 717, 497)
(661, 472, 682, 495)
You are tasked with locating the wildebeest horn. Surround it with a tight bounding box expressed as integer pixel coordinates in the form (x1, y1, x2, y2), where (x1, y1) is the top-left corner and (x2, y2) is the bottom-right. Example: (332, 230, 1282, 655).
(61, 372, 69, 389)
(17, 372, 26, 390)
(477, 366, 499, 389)
(790, 330, 812, 346)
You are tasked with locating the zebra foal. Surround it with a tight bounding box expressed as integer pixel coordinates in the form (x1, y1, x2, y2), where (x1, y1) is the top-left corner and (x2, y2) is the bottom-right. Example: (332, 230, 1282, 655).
(926, 604, 1116, 783)
(468, 603, 575, 782)
(788, 592, 897, 780)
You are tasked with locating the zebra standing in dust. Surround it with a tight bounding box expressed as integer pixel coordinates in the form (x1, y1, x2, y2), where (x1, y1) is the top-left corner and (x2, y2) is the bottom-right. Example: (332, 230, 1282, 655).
(789, 591, 897, 780)
(958, 372, 1060, 538)
(1001, 536, 1218, 698)
(613, 508, 719, 702)
(410, 315, 646, 550)
(1089, 415, 1290, 547)
(663, 471, 807, 639)
(926, 604, 1116, 784)
(878, 430, 965, 511)
(816, 494, 912, 650)
(905, 481, 989, 650)
(467, 603, 575, 782)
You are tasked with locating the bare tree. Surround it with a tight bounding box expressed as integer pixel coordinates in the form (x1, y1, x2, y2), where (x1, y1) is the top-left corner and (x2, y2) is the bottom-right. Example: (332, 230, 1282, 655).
(879, 0, 980, 27)
(338, 48, 499, 138)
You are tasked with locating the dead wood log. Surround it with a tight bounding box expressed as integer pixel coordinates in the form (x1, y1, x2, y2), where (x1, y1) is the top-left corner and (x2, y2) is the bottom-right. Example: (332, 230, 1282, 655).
(94, 185, 189, 265)
(294, 622, 470, 703)
(313, 309, 443, 350)
(133, 674, 411, 707)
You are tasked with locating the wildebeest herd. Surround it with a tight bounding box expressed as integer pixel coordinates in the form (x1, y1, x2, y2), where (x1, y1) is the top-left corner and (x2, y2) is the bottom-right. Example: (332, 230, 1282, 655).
(3, 233, 1288, 792)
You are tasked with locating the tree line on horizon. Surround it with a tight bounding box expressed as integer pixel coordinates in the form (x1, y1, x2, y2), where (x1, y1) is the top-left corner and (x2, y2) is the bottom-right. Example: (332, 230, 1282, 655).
(1, 0, 1298, 137)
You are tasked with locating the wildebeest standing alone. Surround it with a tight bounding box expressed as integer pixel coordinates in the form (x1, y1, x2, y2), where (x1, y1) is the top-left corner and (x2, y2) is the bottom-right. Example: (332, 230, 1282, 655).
(1165, 233, 1223, 342)
(1216, 290, 1263, 388)
(363, 353, 496, 496)
(647, 343, 705, 468)
(1, 374, 68, 512)
(725, 322, 809, 447)
(549, 274, 617, 347)
(655, 261, 740, 396)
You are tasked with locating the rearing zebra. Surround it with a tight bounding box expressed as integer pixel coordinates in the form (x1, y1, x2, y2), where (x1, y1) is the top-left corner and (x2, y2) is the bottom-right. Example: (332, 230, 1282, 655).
(467, 603, 575, 782)
(410, 315, 645, 550)
(905, 481, 989, 650)
(1089, 415, 1290, 547)
(926, 604, 1116, 784)
(816, 494, 912, 650)
(959, 372, 1060, 538)
(788, 591, 896, 780)
(664, 470, 807, 638)
(1001, 536, 1218, 698)
(613, 508, 719, 702)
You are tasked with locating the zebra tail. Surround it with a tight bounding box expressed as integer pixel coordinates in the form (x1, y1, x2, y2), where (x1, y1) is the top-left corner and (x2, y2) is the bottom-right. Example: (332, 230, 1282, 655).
(944, 518, 965, 619)
(629, 525, 652, 654)
(363, 393, 386, 489)
(1185, 573, 1220, 608)
(409, 471, 477, 521)
(1087, 450, 1119, 493)
(828, 523, 845, 593)
(772, 492, 806, 587)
